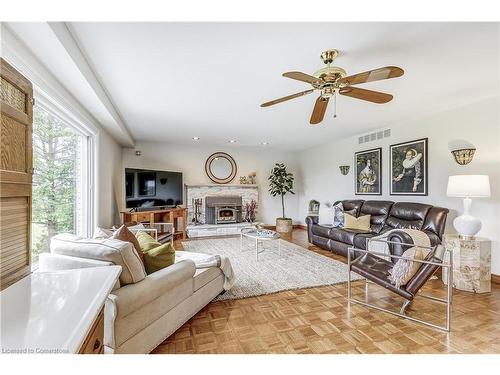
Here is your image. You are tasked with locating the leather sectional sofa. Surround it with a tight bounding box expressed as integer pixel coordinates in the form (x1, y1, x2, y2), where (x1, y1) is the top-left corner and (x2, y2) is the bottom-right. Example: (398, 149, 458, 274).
(305, 200, 449, 257)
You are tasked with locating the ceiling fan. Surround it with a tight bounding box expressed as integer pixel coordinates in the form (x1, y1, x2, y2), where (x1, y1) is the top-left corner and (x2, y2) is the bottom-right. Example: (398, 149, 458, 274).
(260, 49, 404, 125)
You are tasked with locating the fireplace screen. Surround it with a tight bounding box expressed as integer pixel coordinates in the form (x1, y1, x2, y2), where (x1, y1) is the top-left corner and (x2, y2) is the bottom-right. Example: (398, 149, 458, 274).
(216, 207, 237, 224)
(205, 195, 242, 224)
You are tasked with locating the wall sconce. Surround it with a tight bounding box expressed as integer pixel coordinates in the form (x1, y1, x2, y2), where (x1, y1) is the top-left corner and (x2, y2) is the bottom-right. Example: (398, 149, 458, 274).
(135, 150, 142, 156)
(339, 165, 350, 175)
(451, 148, 475, 165)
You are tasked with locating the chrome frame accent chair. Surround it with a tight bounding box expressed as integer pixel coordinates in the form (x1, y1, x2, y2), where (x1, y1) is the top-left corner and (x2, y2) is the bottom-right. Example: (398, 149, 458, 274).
(347, 230, 453, 331)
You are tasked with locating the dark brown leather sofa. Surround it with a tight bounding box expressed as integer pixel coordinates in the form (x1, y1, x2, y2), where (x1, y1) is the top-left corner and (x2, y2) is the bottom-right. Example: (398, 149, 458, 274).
(305, 200, 449, 257)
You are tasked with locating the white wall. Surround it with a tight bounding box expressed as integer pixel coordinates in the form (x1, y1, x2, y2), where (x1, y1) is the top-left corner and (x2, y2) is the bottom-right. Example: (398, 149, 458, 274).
(297, 97, 500, 274)
(95, 129, 123, 228)
(120, 142, 301, 225)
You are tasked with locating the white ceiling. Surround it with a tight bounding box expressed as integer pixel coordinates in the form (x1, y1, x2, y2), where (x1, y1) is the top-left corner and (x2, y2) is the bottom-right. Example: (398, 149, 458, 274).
(16, 23, 500, 150)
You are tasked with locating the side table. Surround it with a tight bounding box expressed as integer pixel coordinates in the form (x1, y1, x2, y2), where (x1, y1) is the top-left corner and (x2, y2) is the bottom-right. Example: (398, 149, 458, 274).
(442, 234, 491, 293)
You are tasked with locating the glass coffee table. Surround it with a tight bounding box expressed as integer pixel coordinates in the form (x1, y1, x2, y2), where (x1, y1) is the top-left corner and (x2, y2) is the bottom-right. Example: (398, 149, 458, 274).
(240, 228, 281, 261)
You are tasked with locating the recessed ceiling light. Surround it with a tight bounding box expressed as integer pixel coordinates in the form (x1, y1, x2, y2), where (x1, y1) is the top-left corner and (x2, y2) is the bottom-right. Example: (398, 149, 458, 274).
(261, 142, 269, 146)
(192, 136, 200, 140)
(228, 139, 237, 143)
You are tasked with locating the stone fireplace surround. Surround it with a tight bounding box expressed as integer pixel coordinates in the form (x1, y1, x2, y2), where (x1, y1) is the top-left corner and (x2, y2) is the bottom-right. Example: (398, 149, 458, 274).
(185, 184, 259, 237)
(185, 184, 259, 224)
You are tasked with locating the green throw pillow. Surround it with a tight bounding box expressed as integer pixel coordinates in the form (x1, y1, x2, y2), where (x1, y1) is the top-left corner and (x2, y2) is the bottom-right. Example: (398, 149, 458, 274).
(136, 231, 161, 252)
(135, 231, 175, 274)
(143, 242, 176, 274)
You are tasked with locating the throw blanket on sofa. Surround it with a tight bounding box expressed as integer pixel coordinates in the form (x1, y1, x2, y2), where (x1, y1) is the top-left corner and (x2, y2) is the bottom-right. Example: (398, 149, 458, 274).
(194, 255, 235, 291)
(175, 251, 235, 291)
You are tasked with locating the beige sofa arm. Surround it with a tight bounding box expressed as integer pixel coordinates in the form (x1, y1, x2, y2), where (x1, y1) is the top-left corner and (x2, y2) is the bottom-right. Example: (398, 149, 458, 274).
(110, 259, 196, 319)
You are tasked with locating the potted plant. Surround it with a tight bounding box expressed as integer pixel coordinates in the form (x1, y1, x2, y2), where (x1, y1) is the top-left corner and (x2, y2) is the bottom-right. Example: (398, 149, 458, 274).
(268, 163, 295, 233)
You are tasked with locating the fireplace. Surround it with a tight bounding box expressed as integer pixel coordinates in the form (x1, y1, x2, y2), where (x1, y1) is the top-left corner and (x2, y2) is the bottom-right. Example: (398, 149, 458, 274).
(216, 207, 237, 224)
(205, 195, 242, 224)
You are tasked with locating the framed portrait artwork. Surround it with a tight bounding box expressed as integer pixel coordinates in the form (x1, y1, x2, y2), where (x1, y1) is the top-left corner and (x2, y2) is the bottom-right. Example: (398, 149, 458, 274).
(390, 138, 428, 196)
(355, 147, 382, 195)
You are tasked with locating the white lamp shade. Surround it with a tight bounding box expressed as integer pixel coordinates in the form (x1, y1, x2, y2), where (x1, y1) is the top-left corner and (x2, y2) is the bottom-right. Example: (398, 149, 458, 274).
(446, 175, 491, 197)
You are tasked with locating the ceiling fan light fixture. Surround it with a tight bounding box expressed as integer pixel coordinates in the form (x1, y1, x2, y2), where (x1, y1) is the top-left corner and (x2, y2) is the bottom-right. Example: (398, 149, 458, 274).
(260, 49, 404, 125)
(313, 66, 347, 82)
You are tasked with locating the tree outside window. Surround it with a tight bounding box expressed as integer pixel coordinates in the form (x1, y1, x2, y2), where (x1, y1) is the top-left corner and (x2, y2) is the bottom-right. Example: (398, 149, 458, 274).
(31, 107, 82, 261)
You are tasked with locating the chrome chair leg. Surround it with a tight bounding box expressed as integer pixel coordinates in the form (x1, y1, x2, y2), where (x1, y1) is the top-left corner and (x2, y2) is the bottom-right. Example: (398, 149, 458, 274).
(400, 300, 412, 315)
(347, 249, 351, 300)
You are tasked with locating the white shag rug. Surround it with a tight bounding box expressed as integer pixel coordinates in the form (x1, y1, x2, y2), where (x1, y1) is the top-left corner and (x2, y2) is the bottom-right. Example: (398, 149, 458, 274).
(181, 237, 363, 301)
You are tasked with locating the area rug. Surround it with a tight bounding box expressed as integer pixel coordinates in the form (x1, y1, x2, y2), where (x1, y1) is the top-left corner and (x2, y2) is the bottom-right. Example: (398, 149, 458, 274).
(181, 237, 363, 301)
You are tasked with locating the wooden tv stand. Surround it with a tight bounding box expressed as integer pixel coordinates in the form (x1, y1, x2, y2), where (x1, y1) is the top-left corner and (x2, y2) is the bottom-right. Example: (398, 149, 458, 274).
(120, 207, 187, 240)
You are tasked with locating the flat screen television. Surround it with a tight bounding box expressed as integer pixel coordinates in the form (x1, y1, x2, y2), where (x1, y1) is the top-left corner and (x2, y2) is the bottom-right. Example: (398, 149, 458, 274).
(125, 168, 183, 210)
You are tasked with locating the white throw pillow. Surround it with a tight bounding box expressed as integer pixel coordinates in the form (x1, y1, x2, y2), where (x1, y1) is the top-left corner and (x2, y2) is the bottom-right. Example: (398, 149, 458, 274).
(50, 233, 146, 285)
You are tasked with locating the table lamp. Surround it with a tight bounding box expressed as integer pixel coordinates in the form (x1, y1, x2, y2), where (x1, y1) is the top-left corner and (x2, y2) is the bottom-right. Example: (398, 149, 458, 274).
(446, 175, 490, 239)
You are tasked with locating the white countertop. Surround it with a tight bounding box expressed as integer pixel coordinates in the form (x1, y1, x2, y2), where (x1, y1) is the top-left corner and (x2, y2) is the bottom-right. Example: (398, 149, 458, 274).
(0, 266, 121, 354)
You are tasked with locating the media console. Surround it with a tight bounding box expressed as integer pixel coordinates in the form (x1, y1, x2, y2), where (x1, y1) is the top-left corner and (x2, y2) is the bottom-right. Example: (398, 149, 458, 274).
(121, 207, 187, 240)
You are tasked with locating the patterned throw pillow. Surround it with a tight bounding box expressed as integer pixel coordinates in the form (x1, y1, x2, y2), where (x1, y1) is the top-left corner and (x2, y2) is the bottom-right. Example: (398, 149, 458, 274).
(332, 202, 344, 227)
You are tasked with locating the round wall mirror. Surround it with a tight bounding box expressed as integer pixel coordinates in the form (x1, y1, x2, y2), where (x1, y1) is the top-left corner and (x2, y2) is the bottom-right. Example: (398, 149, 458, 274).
(205, 152, 237, 184)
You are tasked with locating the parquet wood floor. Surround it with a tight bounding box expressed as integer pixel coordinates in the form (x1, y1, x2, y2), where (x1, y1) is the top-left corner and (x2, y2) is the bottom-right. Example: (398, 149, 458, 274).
(152, 229, 500, 354)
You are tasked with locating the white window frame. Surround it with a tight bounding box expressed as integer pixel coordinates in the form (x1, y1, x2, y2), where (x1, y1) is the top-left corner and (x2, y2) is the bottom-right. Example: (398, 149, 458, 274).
(33, 90, 96, 238)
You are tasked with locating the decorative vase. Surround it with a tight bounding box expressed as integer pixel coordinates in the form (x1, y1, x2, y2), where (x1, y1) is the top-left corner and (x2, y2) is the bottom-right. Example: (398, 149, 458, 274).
(453, 197, 481, 239)
(276, 218, 293, 233)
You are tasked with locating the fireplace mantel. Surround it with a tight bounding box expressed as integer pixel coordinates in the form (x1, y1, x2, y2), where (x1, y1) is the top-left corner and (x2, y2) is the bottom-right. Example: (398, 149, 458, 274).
(185, 184, 258, 189)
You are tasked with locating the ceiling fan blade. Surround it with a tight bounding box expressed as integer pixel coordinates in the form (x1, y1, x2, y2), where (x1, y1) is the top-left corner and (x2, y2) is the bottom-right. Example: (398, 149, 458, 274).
(339, 87, 393, 104)
(338, 66, 404, 86)
(260, 89, 314, 107)
(310, 96, 329, 125)
(283, 71, 321, 84)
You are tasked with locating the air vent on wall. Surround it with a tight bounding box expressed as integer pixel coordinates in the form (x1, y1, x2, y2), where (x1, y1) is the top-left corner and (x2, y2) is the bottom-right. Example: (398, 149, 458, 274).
(358, 128, 391, 144)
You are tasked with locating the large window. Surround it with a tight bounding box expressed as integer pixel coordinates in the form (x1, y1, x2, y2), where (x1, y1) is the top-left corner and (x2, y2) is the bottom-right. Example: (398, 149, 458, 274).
(31, 104, 92, 262)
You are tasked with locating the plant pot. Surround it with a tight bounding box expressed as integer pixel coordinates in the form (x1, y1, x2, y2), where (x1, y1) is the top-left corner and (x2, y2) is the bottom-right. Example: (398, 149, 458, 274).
(276, 218, 293, 233)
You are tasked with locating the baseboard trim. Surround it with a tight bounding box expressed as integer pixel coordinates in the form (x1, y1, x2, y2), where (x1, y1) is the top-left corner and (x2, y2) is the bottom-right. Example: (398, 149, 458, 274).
(492, 274, 500, 285)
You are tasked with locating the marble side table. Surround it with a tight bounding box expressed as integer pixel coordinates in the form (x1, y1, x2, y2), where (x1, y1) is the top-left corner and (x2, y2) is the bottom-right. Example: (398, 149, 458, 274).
(442, 234, 491, 293)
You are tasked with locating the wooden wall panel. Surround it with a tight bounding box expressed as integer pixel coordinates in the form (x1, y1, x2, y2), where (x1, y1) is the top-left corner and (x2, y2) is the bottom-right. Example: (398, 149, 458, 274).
(0, 58, 33, 290)
(1, 115, 28, 172)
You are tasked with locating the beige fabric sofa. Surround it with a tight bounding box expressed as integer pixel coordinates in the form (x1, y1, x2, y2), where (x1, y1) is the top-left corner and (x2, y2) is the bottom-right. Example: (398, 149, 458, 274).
(39, 244, 224, 353)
